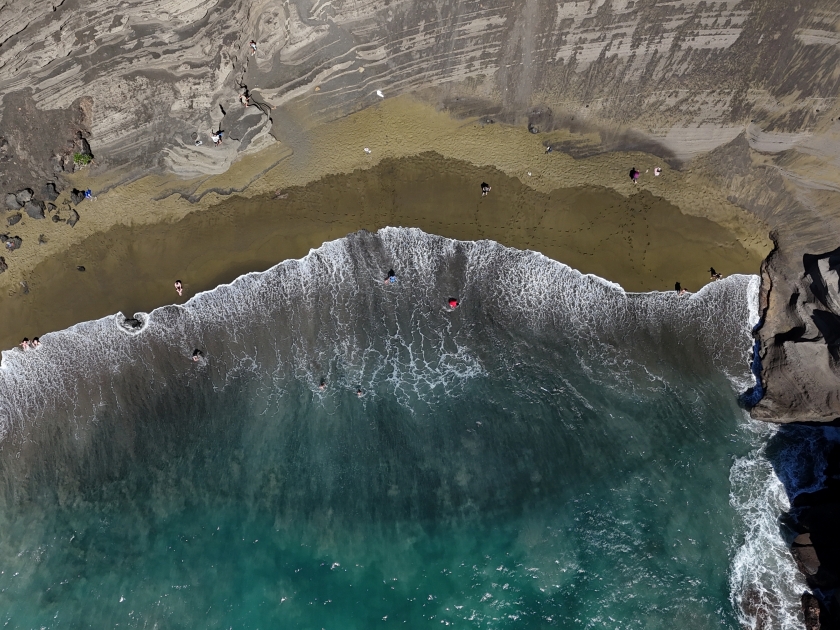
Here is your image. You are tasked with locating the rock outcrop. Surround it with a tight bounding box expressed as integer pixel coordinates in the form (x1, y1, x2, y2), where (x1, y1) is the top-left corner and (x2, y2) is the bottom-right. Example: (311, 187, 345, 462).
(1, 0, 840, 182)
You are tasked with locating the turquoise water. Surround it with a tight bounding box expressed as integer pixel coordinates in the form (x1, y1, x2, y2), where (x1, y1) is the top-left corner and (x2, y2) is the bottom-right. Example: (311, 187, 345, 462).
(0, 229, 796, 628)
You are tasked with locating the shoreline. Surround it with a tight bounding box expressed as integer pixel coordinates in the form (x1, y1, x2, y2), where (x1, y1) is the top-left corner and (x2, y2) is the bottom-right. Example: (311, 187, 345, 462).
(0, 150, 766, 351)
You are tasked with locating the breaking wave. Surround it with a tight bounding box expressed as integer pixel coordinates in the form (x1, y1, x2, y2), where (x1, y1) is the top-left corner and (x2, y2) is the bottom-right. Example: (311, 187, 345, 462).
(0, 228, 800, 628)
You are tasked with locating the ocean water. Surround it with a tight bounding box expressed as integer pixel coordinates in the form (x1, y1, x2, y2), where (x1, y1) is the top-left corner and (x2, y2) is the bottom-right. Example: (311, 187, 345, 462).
(0, 228, 802, 628)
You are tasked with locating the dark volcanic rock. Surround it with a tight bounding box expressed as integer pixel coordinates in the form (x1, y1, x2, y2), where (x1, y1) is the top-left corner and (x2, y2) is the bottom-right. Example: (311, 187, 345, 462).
(14, 188, 33, 204)
(7, 213, 21, 226)
(66, 209, 79, 227)
(69, 189, 85, 205)
(0, 257, 6, 273)
(41, 182, 59, 201)
(802, 592, 822, 630)
(51, 213, 61, 223)
(78, 137, 92, 158)
(770, 426, 840, 629)
(23, 200, 44, 219)
(118, 314, 147, 333)
(4, 193, 20, 210)
(753, 246, 840, 422)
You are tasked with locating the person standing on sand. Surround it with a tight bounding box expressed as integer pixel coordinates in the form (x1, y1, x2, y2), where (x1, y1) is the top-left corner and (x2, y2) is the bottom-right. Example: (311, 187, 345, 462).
(175, 280, 183, 296)
(481, 182, 491, 196)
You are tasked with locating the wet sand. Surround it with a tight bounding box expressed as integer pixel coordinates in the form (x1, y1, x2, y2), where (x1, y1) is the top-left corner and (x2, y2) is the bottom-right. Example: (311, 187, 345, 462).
(0, 153, 762, 351)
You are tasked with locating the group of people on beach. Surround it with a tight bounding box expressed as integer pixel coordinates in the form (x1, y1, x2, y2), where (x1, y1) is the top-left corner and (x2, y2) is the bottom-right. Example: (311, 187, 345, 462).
(674, 268, 725, 295)
(19, 337, 40, 350)
(199, 39, 277, 150)
(629, 167, 662, 183)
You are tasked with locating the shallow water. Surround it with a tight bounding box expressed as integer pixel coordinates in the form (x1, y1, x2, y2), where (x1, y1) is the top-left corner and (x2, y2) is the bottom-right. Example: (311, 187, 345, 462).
(0, 229, 799, 628)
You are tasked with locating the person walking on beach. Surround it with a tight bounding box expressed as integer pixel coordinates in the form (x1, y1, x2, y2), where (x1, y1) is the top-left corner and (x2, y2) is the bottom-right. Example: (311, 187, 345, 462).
(249, 40, 257, 55)
(654, 167, 662, 177)
(481, 182, 491, 196)
(674, 282, 687, 295)
(175, 280, 183, 296)
(709, 267, 722, 280)
(629, 168, 640, 183)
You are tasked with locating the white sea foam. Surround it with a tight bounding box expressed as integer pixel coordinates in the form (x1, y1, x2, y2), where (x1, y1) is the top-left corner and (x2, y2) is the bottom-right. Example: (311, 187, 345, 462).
(729, 420, 806, 630)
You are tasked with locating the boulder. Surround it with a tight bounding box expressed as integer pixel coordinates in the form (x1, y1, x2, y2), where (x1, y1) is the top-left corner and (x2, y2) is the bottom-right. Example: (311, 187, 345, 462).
(42, 182, 59, 201)
(66, 208, 79, 227)
(51, 214, 62, 223)
(15, 188, 33, 203)
(79, 137, 93, 157)
(801, 592, 822, 630)
(7, 213, 21, 226)
(4, 193, 21, 210)
(69, 189, 85, 204)
(24, 200, 45, 219)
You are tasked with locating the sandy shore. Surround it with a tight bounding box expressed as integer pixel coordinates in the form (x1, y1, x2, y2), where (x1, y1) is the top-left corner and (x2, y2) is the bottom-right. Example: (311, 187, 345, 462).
(0, 97, 772, 350)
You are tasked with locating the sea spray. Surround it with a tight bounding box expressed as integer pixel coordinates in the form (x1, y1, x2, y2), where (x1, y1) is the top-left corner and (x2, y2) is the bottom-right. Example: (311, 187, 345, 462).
(0, 228, 799, 628)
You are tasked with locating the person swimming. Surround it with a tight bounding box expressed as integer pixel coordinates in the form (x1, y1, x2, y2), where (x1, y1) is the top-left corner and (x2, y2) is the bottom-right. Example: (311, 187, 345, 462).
(20, 338, 28, 350)
(384, 269, 397, 284)
(356, 388, 364, 398)
(319, 379, 326, 391)
(192, 349, 204, 362)
(31, 337, 40, 348)
(448, 298, 459, 309)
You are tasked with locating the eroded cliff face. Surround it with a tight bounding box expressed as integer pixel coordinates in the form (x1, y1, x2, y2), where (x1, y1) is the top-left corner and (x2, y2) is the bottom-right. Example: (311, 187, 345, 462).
(1, 0, 839, 181)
